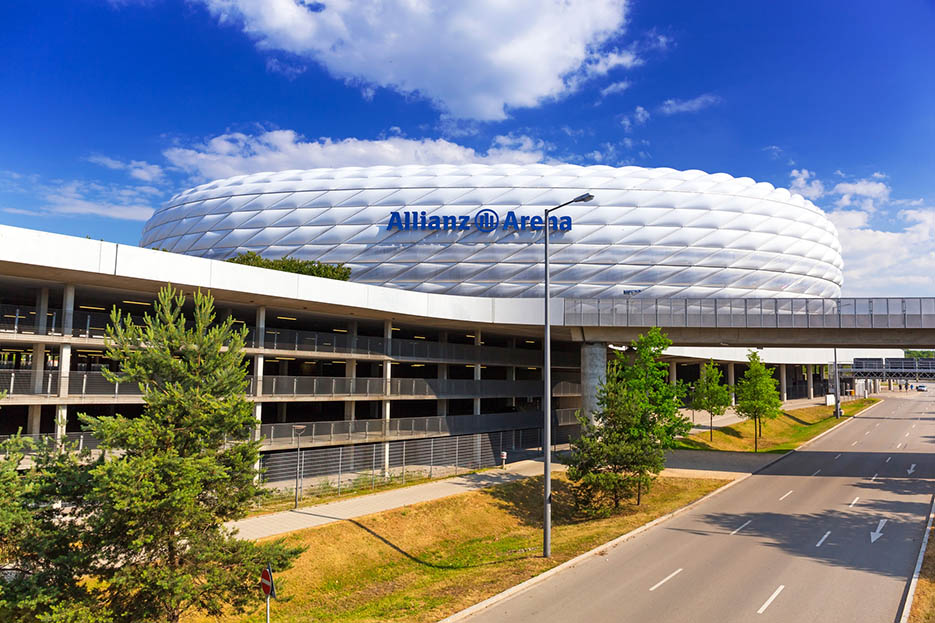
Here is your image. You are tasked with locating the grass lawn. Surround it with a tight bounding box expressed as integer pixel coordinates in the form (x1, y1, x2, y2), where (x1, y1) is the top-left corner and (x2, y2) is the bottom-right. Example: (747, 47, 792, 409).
(186, 475, 727, 623)
(674, 398, 879, 454)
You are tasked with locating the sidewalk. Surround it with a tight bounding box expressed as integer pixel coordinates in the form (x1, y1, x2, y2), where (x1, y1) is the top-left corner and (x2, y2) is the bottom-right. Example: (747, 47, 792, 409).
(229, 459, 565, 540)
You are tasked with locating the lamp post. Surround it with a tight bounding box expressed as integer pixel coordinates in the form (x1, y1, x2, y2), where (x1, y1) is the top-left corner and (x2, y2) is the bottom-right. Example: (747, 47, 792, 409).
(543, 192, 593, 558)
(293, 424, 307, 508)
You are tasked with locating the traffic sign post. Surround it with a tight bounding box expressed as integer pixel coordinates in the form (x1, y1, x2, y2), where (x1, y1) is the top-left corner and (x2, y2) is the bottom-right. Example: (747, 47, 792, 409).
(261, 563, 276, 622)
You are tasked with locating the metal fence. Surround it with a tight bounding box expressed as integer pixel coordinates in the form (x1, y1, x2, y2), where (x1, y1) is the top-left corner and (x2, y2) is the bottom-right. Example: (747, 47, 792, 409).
(259, 428, 545, 498)
(564, 297, 935, 329)
(253, 376, 580, 399)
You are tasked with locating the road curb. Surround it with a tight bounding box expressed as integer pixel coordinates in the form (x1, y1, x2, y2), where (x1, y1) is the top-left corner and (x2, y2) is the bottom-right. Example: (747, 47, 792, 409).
(439, 398, 885, 623)
(899, 494, 935, 623)
(438, 472, 751, 623)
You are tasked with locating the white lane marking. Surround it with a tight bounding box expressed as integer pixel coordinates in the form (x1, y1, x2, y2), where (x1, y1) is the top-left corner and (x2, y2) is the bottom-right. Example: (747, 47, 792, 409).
(811, 469, 822, 476)
(816, 531, 831, 547)
(865, 431, 870, 436)
(849, 497, 860, 508)
(899, 442, 906, 449)
(731, 520, 752, 535)
(871, 473, 878, 482)
(649, 568, 683, 591)
(870, 519, 888, 543)
(906, 432, 911, 437)
(779, 490, 794, 501)
(851, 441, 859, 446)
(835, 453, 842, 460)
(886, 456, 892, 463)
(757, 585, 785, 614)
(912, 424, 917, 429)
(875, 422, 880, 427)
(908, 463, 917, 475)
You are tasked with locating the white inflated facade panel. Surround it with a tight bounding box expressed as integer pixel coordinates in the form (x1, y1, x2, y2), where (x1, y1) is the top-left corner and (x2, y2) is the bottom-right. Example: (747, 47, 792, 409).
(141, 164, 844, 299)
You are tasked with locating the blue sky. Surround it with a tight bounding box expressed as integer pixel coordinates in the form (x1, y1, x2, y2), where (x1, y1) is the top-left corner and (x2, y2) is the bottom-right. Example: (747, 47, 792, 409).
(1, 0, 933, 296)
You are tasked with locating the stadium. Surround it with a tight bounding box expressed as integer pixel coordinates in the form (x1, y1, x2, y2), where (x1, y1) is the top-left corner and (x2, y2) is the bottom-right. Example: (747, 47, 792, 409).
(140, 164, 844, 299)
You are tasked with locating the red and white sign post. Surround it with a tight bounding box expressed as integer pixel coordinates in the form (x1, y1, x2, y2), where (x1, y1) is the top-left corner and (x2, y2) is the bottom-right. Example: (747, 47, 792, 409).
(261, 563, 276, 622)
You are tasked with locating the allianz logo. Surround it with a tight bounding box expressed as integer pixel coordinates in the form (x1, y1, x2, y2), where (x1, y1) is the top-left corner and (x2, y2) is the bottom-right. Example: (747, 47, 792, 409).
(387, 209, 573, 233)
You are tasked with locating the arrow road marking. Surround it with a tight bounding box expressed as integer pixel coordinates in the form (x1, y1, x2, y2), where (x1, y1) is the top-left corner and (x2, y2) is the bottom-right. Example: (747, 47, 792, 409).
(870, 519, 888, 543)
(731, 520, 752, 536)
(757, 585, 785, 614)
(908, 464, 917, 475)
(816, 531, 831, 547)
(649, 568, 683, 591)
(779, 490, 794, 501)
(850, 497, 860, 508)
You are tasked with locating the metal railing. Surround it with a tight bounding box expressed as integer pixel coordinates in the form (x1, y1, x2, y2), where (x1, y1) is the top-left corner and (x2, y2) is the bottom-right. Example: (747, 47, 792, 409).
(253, 375, 580, 398)
(67, 371, 142, 396)
(0, 370, 59, 395)
(564, 297, 935, 329)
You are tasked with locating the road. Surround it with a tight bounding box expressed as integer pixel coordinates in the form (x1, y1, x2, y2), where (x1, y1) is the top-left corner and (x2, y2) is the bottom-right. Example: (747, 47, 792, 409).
(461, 394, 935, 623)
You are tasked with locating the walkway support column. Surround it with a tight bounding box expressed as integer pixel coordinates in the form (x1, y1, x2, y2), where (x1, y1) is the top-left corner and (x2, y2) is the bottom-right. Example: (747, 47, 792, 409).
(253, 306, 265, 442)
(727, 362, 736, 406)
(807, 364, 814, 400)
(437, 332, 448, 417)
(669, 362, 677, 386)
(580, 342, 607, 424)
(779, 364, 787, 402)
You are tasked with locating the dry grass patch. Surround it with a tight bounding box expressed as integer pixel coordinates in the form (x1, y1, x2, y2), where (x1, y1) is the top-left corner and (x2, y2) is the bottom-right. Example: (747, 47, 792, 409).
(186, 474, 726, 623)
(676, 398, 879, 453)
(909, 519, 935, 623)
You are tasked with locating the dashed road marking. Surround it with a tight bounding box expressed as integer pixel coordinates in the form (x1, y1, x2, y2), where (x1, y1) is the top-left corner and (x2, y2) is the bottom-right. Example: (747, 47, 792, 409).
(871, 473, 878, 482)
(779, 490, 794, 501)
(649, 568, 683, 592)
(730, 520, 752, 536)
(757, 585, 785, 614)
(835, 454, 842, 460)
(816, 531, 831, 547)
(849, 497, 860, 508)
(811, 469, 821, 476)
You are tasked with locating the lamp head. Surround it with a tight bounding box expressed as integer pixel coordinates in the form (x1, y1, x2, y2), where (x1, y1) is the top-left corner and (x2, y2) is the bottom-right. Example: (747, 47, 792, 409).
(573, 193, 594, 203)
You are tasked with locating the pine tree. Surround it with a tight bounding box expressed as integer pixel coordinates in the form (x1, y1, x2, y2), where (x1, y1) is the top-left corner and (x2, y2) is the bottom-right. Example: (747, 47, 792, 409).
(567, 328, 690, 512)
(734, 351, 783, 452)
(690, 360, 732, 442)
(0, 287, 303, 622)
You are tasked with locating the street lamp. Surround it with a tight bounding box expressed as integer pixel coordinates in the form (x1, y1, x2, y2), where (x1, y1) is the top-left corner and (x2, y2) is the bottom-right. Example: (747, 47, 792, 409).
(292, 424, 307, 508)
(543, 191, 593, 558)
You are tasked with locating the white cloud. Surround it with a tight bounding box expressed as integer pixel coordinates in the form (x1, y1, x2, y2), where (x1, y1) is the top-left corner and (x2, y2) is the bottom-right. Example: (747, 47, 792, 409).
(763, 145, 783, 159)
(88, 154, 165, 183)
(194, 0, 630, 120)
(599, 80, 631, 97)
(832, 178, 890, 211)
(829, 207, 935, 296)
(620, 105, 649, 132)
(658, 93, 722, 115)
(265, 57, 307, 79)
(163, 129, 549, 180)
(789, 168, 825, 200)
(0, 171, 157, 221)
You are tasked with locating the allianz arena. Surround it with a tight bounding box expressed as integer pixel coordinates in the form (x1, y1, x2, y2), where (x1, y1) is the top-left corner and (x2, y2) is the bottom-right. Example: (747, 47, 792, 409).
(140, 164, 844, 299)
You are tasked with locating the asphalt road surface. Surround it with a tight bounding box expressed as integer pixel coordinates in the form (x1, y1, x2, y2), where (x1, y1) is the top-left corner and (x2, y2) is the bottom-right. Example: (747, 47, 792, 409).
(463, 395, 935, 623)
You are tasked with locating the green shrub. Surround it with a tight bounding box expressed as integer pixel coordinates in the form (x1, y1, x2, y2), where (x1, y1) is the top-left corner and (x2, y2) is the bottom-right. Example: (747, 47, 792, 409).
(227, 251, 352, 280)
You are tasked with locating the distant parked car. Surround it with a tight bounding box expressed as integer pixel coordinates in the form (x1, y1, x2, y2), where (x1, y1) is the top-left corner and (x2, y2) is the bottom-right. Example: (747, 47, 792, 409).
(918, 384, 928, 392)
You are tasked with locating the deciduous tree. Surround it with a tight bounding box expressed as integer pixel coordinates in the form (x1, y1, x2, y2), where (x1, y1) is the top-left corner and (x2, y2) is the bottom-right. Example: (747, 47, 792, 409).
(734, 351, 783, 452)
(690, 360, 732, 442)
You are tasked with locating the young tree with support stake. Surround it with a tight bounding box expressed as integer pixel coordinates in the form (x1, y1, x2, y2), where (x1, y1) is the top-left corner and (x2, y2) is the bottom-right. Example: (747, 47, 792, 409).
(0, 287, 304, 623)
(567, 327, 690, 513)
(690, 360, 732, 442)
(734, 351, 783, 452)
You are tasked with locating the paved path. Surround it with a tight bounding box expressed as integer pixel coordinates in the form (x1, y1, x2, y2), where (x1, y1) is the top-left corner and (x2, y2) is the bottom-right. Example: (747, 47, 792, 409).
(460, 395, 935, 623)
(230, 459, 566, 540)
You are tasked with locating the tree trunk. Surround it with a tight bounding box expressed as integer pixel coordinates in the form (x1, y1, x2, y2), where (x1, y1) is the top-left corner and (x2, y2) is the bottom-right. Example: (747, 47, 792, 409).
(710, 412, 713, 442)
(637, 480, 642, 506)
(754, 416, 758, 453)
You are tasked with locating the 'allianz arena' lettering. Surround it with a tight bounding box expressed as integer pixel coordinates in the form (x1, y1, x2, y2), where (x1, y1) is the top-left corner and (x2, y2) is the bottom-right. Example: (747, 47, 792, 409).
(387, 210, 573, 232)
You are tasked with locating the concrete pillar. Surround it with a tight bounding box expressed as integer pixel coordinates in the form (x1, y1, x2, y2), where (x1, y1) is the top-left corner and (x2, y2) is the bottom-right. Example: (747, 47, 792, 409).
(27, 405, 42, 435)
(437, 331, 448, 416)
(473, 330, 482, 415)
(581, 342, 607, 423)
(779, 364, 787, 402)
(344, 320, 358, 420)
(35, 287, 49, 335)
(382, 320, 393, 476)
(807, 364, 814, 399)
(506, 337, 516, 408)
(55, 404, 67, 443)
(58, 285, 75, 399)
(28, 291, 48, 433)
(669, 361, 677, 385)
(253, 306, 266, 440)
(888, 379, 893, 391)
(727, 362, 736, 406)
